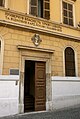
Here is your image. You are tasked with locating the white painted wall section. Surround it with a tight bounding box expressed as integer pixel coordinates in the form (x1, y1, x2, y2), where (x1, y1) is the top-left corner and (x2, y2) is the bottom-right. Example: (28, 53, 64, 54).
(1, 75, 80, 116)
(51, 76, 80, 110)
(0, 75, 19, 117)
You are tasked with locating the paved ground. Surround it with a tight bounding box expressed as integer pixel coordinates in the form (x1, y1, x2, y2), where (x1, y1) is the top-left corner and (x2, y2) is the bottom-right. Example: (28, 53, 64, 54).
(0, 107, 80, 119)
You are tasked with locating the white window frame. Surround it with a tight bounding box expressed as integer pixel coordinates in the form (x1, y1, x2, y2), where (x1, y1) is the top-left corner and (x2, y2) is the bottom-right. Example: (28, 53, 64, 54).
(61, 0, 76, 27)
(5, 0, 8, 8)
(27, 0, 29, 14)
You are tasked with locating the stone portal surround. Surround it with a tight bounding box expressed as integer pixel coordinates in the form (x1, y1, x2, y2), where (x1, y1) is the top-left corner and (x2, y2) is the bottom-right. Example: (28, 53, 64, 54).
(19, 48, 52, 113)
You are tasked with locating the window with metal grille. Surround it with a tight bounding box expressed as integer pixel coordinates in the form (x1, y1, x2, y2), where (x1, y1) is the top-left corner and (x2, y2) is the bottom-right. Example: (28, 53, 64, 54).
(0, 0, 5, 7)
(30, 0, 50, 20)
(62, 1, 73, 26)
(65, 47, 76, 76)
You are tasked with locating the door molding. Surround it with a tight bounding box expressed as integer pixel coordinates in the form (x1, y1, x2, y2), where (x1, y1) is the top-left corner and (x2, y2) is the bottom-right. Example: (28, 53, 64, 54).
(19, 50, 53, 113)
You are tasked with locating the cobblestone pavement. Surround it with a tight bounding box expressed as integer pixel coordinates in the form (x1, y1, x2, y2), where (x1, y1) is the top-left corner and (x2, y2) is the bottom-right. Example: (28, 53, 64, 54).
(0, 107, 80, 119)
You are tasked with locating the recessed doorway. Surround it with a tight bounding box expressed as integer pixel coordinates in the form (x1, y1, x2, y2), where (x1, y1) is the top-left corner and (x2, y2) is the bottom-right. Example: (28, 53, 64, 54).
(24, 60, 46, 112)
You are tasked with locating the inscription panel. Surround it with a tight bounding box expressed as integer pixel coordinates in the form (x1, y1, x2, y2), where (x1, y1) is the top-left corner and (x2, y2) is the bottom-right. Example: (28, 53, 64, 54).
(5, 11, 62, 32)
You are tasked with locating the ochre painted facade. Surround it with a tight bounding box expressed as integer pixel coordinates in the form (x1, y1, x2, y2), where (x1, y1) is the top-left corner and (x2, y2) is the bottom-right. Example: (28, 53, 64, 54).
(0, 0, 80, 114)
(1, 27, 80, 76)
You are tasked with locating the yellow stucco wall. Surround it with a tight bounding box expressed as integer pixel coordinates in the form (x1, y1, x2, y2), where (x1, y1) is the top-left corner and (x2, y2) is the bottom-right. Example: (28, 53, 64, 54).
(0, 26, 80, 76)
(0, 0, 80, 76)
(6, 0, 80, 25)
(50, 0, 61, 22)
(1, 0, 79, 37)
(8, 0, 27, 13)
(75, 0, 80, 25)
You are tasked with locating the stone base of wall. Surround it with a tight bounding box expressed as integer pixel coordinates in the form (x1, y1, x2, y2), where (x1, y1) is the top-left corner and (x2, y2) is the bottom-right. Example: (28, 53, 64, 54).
(52, 95, 80, 110)
(46, 101, 53, 111)
(46, 95, 80, 111)
(0, 99, 18, 117)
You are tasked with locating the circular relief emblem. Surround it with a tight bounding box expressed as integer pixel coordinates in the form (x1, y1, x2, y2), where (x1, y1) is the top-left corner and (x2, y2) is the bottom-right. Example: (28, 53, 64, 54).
(31, 34, 42, 46)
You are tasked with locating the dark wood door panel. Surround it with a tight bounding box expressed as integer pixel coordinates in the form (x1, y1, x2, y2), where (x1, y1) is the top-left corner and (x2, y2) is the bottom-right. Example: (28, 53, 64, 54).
(35, 62, 46, 111)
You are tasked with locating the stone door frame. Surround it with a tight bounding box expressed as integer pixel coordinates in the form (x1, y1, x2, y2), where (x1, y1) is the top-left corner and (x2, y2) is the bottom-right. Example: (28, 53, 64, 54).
(18, 49, 53, 113)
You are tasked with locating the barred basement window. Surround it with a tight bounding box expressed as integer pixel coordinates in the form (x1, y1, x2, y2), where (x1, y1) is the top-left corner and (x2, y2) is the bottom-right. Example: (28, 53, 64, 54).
(0, 0, 5, 7)
(30, 0, 50, 20)
(62, 1, 73, 26)
(65, 47, 76, 76)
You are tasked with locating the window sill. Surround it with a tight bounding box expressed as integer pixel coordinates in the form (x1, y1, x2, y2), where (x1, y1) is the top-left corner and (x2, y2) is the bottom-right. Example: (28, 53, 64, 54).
(27, 14, 49, 21)
(60, 23, 80, 31)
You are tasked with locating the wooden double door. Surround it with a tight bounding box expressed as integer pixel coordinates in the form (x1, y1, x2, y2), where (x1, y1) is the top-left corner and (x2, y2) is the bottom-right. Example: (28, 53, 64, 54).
(24, 60, 46, 112)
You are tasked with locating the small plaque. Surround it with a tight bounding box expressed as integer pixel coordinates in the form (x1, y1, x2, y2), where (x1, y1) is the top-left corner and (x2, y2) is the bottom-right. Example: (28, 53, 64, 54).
(10, 69, 19, 75)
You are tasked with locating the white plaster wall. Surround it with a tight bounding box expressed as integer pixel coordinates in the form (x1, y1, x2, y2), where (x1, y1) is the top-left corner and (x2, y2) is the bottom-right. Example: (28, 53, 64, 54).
(51, 76, 80, 110)
(0, 75, 19, 117)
